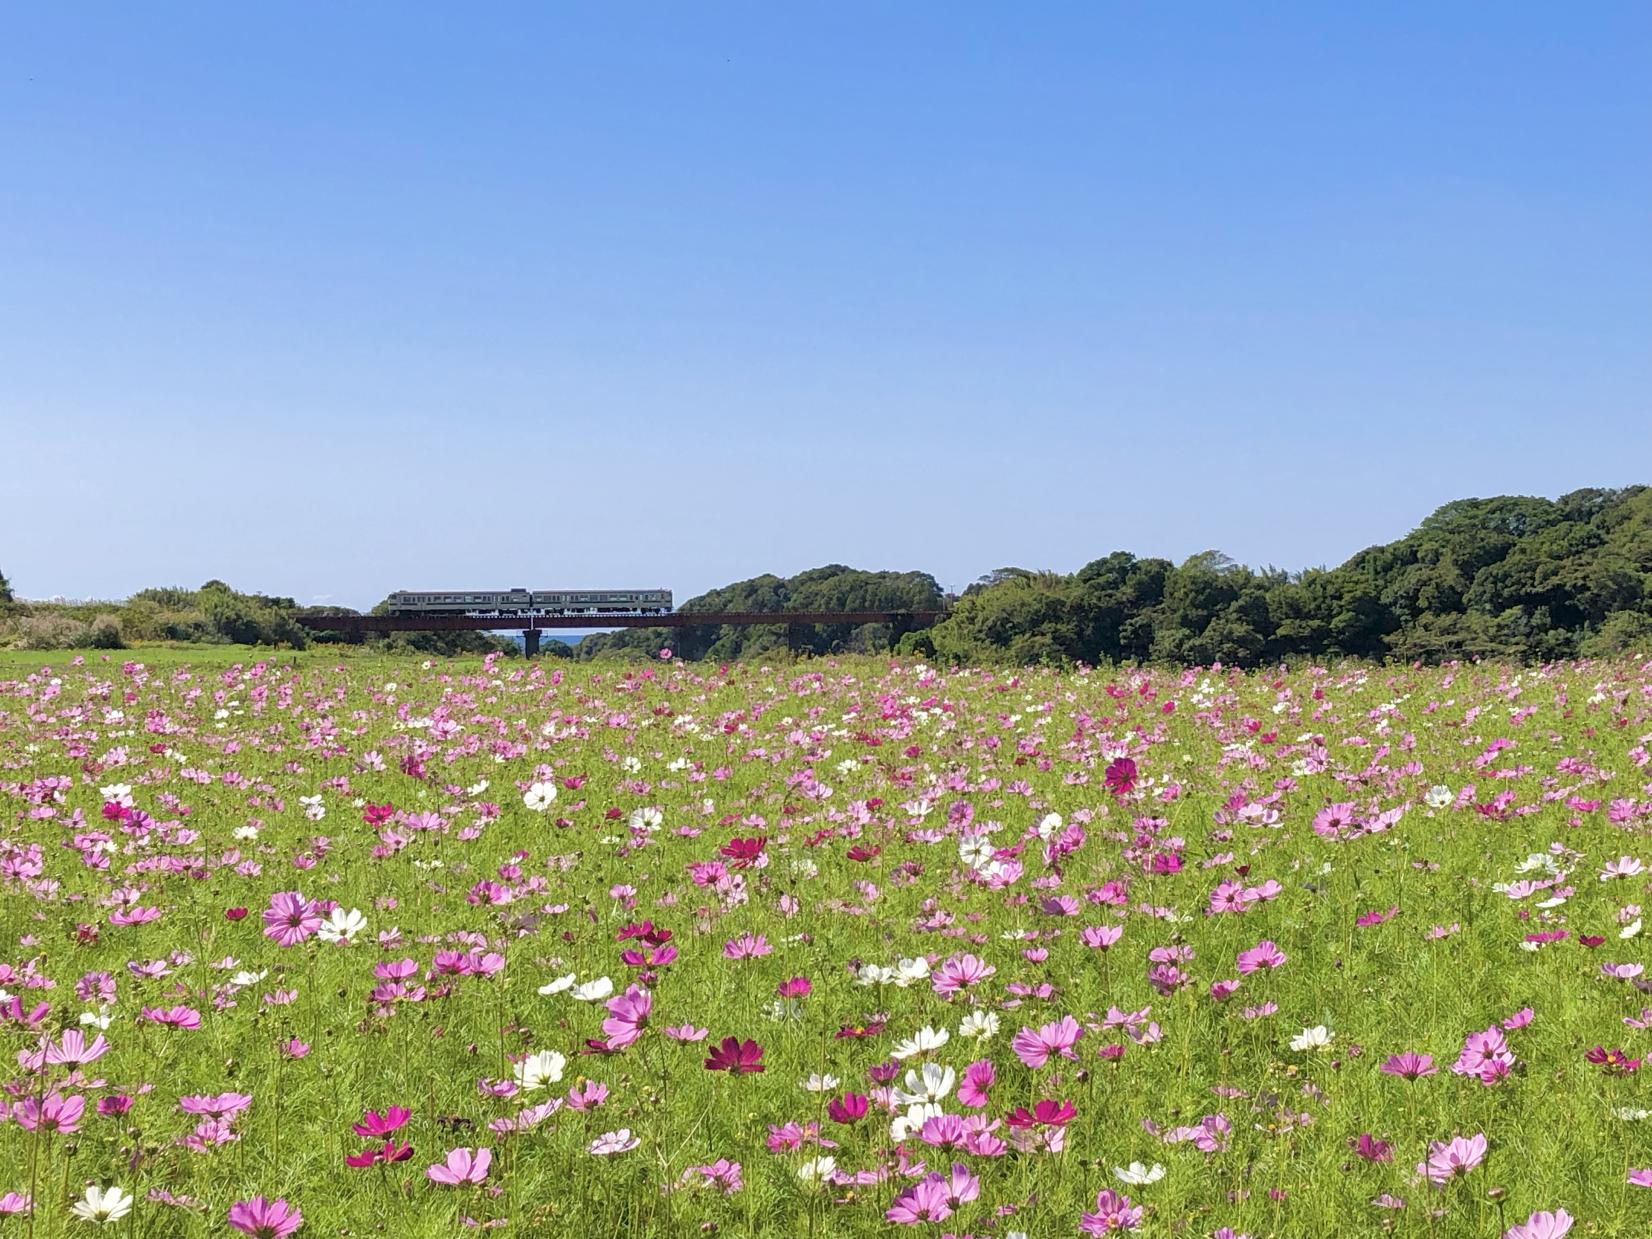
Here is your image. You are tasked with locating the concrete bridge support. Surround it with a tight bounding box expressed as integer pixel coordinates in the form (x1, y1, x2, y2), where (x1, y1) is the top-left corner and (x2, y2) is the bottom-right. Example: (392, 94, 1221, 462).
(521, 629, 541, 658)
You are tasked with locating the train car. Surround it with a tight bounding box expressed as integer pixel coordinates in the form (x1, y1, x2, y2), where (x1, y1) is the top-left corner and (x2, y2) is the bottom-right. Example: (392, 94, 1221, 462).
(386, 588, 672, 616)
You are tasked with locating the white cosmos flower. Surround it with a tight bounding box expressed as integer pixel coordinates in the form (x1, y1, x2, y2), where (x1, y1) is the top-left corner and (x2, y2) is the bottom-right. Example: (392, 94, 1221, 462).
(958, 1010, 1000, 1040)
(893, 1063, 955, 1105)
(890, 1025, 949, 1060)
(316, 907, 367, 943)
(538, 972, 577, 996)
(959, 833, 995, 869)
(99, 784, 133, 807)
(79, 1007, 113, 1030)
(627, 806, 664, 832)
(571, 977, 615, 1002)
(231, 969, 269, 988)
(523, 782, 558, 812)
(234, 825, 260, 841)
(70, 1184, 133, 1222)
(513, 1050, 567, 1092)
(857, 964, 897, 987)
(1624, 919, 1644, 940)
(1424, 785, 1453, 809)
(1113, 1162, 1166, 1186)
(894, 957, 931, 987)
(800, 1073, 841, 1093)
(796, 1156, 837, 1186)
(890, 1102, 944, 1141)
(1036, 812, 1064, 840)
(1615, 1107, 1652, 1121)
(1290, 1025, 1334, 1053)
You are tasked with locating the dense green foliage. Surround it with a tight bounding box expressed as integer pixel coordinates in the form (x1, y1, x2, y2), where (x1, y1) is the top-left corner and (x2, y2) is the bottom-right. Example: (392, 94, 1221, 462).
(917, 487, 1652, 666)
(6, 488, 1649, 662)
(573, 565, 946, 661)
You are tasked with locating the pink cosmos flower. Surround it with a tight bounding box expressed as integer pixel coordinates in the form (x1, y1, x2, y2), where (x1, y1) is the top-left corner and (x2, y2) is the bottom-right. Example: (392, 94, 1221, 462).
(932, 953, 996, 995)
(1628, 1169, 1652, 1188)
(886, 1175, 952, 1224)
(13, 1092, 84, 1135)
(1503, 1210, 1572, 1239)
(1452, 1027, 1515, 1085)
(1080, 924, 1125, 949)
(227, 1196, 304, 1238)
(1379, 1052, 1437, 1079)
(721, 933, 772, 960)
(262, 891, 322, 948)
(1012, 1015, 1084, 1068)
(957, 1059, 995, 1108)
(0, 1193, 29, 1216)
(140, 1005, 201, 1029)
(427, 1147, 491, 1185)
(663, 1024, 708, 1042)
(1417, 1133, 1487, 1184)
(1235, 940, 1286, 974)
(601, 985, 652, 1049)
(1080, 1188, 1144, 1232)
(43, 1030, 110, 1067)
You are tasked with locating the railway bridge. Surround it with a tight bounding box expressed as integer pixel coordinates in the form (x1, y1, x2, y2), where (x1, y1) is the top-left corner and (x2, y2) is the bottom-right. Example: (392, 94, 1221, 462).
(297, 610, 942, 656)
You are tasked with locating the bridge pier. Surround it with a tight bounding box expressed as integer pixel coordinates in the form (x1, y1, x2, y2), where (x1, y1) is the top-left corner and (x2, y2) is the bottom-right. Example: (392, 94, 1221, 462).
(521, 629, 541, 658)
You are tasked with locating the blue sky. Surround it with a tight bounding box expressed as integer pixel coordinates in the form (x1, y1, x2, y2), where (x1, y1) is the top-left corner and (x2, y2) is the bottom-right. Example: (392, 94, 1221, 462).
(3, 4, 1648, 609)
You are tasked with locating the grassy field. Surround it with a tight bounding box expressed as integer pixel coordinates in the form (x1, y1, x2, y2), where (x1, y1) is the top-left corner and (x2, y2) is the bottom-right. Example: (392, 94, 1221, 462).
(1, 649, 1648, 1237)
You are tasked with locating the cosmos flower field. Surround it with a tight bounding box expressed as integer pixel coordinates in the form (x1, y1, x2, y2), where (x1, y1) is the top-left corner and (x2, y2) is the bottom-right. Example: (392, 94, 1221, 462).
(3, 650, 1652, 1238)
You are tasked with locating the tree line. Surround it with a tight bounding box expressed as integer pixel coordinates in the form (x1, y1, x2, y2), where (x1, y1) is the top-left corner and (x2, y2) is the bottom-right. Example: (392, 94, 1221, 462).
(5, 487, 1649, 663)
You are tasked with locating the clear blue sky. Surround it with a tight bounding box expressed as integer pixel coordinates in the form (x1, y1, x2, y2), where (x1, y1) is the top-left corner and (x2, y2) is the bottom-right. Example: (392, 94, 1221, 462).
(4, 4, 1648, 609)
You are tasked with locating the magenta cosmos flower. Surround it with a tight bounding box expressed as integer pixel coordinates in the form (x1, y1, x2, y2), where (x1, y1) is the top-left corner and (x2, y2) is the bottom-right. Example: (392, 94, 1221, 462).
(704, 1036, 765, 1074)
(227, 1196, 303, 1238)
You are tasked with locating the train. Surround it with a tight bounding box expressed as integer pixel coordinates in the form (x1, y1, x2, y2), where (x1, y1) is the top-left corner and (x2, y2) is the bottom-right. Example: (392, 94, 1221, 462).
(386, 587, 673, 617)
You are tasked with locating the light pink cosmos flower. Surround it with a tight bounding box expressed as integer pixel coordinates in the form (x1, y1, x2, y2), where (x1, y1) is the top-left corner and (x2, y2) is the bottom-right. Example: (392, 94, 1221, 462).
(0, 1193, 29, 1216)
(1012, 1015, 1084, 1068)
(663, 1024, 708, 1042)
(588, 1128, 639, 1155)
(1629, 1169, 1652, 1188)
(427, 1147, 491, 1185)
(1417, 1133, 1487, 1184)
(1503, 1209, 1572, 1239)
